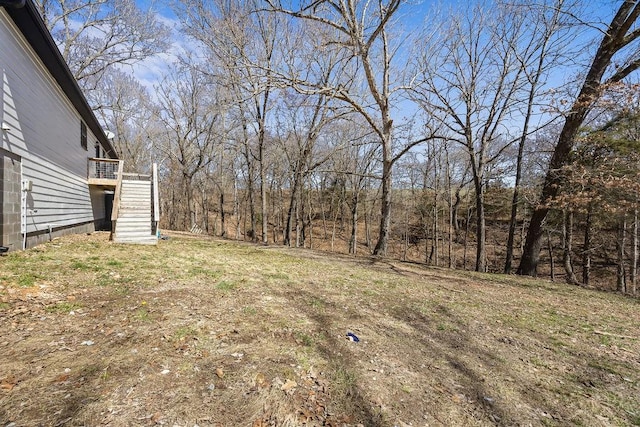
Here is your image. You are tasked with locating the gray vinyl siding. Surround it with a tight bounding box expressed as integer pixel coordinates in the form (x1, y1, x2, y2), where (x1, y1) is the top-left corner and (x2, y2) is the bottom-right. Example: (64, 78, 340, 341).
(21, 155, 94, 233)
(0, 8, 103, 233)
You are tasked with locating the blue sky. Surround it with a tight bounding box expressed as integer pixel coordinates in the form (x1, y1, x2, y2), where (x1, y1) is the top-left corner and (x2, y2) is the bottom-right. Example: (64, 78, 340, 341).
(129, 0, 634, 117)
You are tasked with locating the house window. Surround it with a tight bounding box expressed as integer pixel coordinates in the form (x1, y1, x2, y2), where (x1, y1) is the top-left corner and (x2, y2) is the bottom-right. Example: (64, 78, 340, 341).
(81, 121, 87, 150)
(95, 142, 101, 158)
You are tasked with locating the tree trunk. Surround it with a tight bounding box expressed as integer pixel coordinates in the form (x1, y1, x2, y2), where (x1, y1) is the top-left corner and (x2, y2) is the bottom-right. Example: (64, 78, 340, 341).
(452, 186, 463, 238)
(219, 191, 226, 237)
(432, 162, 440, 267)
(475, 184, 486, 273)
(547, 229, 555, 281)
(617, 214, 627, 293)
(505, 186, 521, 274)
(562, 210, 579, 285)
(284, 170, 301, 247)
(403, 202, 409, 261)
(582, 206, 592, 286)
(349, 192, 359, 255)
(364, 191, 372, 251)
(320, 178, 328, 240)
(184, 174, 195, 228)
(631, 208, 638, 294)
(446, 149, 454, 268)
(373, 152, 392, 256)
(463, 207, 472, 271)
(260, 141, 268, 244)
(306, 189, 313, 249)
(234, 175, 241, 240)
(300, 193, 307, 247)
(243, 140, 258, 242)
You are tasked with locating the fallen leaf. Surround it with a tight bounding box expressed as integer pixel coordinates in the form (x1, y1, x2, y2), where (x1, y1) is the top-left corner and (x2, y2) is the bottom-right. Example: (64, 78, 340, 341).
(54, 373, 70, 383)
(1, 376, 18, 391)
(215, 368, 224, 378)
(1, 382, 15, 391)
(255, 372, 267, 388)
(452, 393, 466, 404)
(281, 379, 297, 393)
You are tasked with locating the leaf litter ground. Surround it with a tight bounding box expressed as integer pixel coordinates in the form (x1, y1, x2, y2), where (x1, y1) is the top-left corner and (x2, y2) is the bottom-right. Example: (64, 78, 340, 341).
(1, 232, 639, 426)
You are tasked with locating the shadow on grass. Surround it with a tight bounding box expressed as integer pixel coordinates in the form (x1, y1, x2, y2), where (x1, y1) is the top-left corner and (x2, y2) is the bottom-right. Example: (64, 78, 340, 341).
(309, 310, 387, 425)
(275, 287, 388, 426)
(389, 305, 513, 424)
(275, 283, 582, 426)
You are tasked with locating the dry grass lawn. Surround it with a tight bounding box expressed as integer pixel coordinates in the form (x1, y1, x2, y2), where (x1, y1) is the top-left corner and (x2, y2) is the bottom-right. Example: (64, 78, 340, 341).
(0, 232, 639, 426)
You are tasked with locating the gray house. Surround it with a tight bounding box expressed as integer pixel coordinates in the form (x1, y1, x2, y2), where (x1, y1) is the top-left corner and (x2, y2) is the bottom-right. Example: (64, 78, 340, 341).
(1, 0, 158, 250)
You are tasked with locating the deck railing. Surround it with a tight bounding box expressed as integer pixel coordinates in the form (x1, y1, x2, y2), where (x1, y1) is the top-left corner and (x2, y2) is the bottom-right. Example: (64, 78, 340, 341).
(87, 158, 120, 181)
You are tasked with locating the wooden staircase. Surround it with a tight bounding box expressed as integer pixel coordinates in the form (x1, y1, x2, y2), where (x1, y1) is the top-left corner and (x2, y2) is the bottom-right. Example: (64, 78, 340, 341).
(88, 159, 159, 245)
(113, 179, 158, 245)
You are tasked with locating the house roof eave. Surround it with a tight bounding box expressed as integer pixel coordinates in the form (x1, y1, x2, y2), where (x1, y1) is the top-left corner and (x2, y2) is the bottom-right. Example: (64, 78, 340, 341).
(2, 0, 118, 159)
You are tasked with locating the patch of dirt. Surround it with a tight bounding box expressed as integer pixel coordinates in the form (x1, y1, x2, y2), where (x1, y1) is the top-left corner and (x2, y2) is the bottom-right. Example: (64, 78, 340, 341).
(0, 232, 639, 426)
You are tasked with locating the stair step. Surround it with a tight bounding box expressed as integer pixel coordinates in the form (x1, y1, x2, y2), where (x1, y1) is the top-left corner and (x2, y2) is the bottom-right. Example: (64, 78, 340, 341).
(114, 237, 157, 245)
(116, 226, 152, 233)
(115, 230, 153, 237)
(121, 188, 150, 192)
(116, 229, 155, 238)
(120, 206, 151, 209)
(116, 228, 151, 233)
(121, 197, 150, 201)
(117, 215, 149, 220)
(120, 201, 151, 205)
(116, 219, 151, 225)
(120, 203, 151, 208)
(122, 180, 151, 185)
(116, 221, 151, 227)
(114, 179, 155, 245)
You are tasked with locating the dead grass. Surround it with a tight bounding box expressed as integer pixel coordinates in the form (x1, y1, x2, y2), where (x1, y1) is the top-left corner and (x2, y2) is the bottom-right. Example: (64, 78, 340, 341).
(0, 231, 639, 426)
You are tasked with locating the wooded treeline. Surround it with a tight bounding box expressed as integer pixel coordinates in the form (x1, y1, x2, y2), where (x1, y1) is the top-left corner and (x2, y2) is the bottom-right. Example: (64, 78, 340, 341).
(35, 0, 640, 292)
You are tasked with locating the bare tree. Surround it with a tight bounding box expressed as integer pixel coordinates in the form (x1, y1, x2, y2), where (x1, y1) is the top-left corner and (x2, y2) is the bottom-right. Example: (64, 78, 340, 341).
(155, 63, 220, 229)
(34, 0, 169, 92)
(274, 90, 344, 247)
(409, 3, 547, 272)
(504, 0, 578, 274)
(177, 0, 284, 244)
(264, 0, 434, 255)
(92, 69, 156, 172)
(518, 1, 640, 276)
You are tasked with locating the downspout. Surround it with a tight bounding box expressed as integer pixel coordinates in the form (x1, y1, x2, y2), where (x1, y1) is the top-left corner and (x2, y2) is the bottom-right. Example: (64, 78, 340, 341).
(21, 165, 30, 249)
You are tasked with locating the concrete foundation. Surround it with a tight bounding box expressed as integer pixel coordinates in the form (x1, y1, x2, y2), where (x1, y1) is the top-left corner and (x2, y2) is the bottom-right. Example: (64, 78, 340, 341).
(24, 221, 96, 249)
(0, 148, 21, 251)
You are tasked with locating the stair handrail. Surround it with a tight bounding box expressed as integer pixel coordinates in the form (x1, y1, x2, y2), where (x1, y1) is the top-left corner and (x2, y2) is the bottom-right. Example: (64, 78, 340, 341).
(111, 160, 125, 223)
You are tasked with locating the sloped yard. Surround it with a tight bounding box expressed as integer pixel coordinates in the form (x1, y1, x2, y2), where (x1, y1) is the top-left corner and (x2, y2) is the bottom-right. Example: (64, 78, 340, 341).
(1, 232, 639, 426)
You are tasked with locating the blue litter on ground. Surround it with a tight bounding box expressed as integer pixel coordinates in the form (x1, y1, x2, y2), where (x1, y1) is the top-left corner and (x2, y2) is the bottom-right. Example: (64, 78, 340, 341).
(346, 332, 360, 342)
